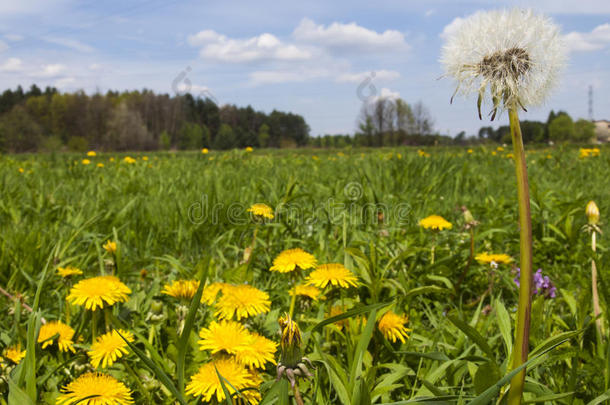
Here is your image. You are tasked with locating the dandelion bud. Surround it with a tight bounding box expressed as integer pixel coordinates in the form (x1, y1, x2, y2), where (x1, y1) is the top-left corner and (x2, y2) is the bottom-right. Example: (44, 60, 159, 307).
(278, 313, 302, 368)
(586, 201, 600, 225)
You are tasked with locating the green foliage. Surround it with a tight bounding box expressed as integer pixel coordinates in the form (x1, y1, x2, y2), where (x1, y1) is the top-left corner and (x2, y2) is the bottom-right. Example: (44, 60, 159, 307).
(66, 136, 88, 152)
(0, 146, 608, 404)
(574, 119, 595, 143)
(549, 115, 575, 142)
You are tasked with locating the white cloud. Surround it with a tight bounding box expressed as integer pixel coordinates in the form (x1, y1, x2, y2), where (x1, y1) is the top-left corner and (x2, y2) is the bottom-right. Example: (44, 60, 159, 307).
(88, 63, 101, 71)
(55, 77, 75, 89)
(336, 69, 400, 83)
(34, 64, 67, 78)
(0, 57, 22, 72)
(564, 24, 610, 52)
(440, 17, 466, 39)
(249, 68, 330, 85)
(188, 30, 311, 63)
(293, 18, 407, 51)
(4, 34, 23, 41)
(365, 87, 401, 104)
(43, 37, 94, 53)
(425, 9, 436, 17)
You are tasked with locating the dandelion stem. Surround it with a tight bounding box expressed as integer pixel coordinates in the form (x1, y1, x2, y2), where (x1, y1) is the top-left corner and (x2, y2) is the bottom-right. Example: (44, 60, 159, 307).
(91, 310, 98, 344)
(592, 231, 603, 341)
(507, 107, 533, 405)
(293, 384, 305, 405)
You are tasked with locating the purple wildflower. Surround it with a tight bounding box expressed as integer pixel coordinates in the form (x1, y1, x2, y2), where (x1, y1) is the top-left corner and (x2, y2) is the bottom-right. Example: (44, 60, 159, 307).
(513, 268, 556, 299)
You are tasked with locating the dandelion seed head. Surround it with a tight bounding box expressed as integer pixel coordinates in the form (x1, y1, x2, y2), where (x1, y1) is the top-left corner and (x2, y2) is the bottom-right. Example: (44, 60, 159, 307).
(441, 9, 566, 118)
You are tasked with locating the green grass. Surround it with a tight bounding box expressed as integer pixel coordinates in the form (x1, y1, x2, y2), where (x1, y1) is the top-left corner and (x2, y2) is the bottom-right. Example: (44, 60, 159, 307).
(0, 145, 609, 404)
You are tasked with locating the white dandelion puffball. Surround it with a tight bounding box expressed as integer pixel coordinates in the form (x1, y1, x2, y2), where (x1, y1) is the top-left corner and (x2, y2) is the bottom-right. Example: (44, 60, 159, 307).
(441, 9, 566, 119)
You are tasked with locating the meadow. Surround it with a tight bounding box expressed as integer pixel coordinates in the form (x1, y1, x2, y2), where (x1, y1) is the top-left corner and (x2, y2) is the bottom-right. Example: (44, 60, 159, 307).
(1, 146, 609, 404)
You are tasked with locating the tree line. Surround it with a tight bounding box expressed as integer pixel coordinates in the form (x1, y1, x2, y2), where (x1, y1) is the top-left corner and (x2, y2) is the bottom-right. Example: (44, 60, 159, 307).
(0, 85, 310, 153)
(473, 110, 595, 144)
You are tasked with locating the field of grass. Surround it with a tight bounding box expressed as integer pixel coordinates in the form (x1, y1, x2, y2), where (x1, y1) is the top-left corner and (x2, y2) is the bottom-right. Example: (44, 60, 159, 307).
(1, 145, 609, 404)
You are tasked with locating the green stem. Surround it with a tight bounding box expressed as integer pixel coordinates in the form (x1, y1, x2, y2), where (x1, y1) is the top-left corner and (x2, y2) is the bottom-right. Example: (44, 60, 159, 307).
(507, 108, 534, 405)
(91, 310, 98, 344)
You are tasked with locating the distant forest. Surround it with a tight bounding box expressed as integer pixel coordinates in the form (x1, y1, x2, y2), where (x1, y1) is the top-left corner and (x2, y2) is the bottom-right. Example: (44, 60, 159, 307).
(0, 85, 309, 153)
(0, 85, 596, 153)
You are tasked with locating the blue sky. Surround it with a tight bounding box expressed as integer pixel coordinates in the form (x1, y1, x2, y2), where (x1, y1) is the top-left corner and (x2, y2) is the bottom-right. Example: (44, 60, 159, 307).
(0, 0, 608, 137)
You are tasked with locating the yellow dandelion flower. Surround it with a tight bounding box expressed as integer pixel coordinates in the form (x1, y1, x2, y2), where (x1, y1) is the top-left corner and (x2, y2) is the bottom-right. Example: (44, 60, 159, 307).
(38, 321, 76, 353)
(245, 146, 253, 152)
(162, 280, 199, 300)
(475, 252, 512, 265)
(235, 333, 277, 368)
(88, 329, 133, 369)
(3, 345, 26, 364)
(109, 157, 115, 162)
(202, 148, 209, 154)
(198, 320, 251, 355)
(306, 263, 358, 289)
(289, 284, 322, 301)
(201, 282, 228, 305)
(467, 149, 474, 153)
(102, 240, 116, 253)
(198, 321, 276, 368)
(142, 156, 148, 161)
(56, 372, 133, 405)
(66, 275, 131, 311)
(81, 159, 91, 165)
(186, 357, 261, 404)
(123, 156, 136, 164)
(57, 266, 83, 278)
(329, 305, 349, 330)
(497, 146, 504, 152)
(96, 163, 104, 168)
(87, 151, 97, 157)
(214, 284, 271, 320)
(378, 311, 412, 343)
(247, 203, 274, 219)
(270, 248, 316, 273)
(18, 167, 24, 173)
(419, 215, 452, 230)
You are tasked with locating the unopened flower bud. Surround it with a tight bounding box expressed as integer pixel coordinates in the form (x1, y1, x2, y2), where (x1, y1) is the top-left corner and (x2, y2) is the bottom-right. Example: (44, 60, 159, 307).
(278, 313, 302, 368)
(586, 201, 600, 225)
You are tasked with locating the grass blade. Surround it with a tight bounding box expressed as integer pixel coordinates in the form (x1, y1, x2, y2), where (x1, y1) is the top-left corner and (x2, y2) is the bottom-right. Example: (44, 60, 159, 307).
(177, 256, 210, 392)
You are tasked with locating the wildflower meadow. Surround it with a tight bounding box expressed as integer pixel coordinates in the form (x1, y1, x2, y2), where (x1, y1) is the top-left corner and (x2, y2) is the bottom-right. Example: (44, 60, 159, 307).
(1, 6, 609, 405)
(0, 143, 609, 404)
